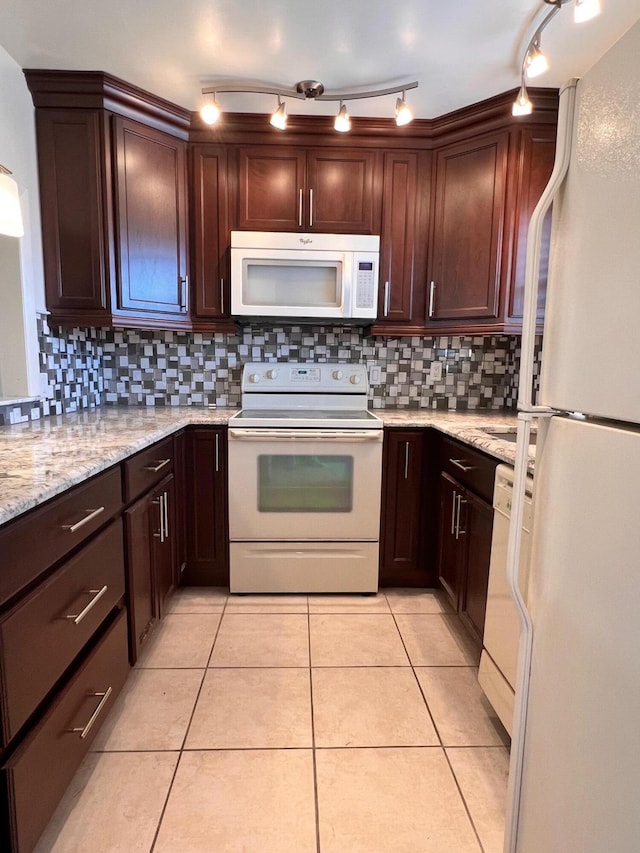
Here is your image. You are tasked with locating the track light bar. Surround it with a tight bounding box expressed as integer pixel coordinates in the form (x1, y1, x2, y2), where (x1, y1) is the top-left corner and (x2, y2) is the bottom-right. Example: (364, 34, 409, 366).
(199, 78, 418, 132)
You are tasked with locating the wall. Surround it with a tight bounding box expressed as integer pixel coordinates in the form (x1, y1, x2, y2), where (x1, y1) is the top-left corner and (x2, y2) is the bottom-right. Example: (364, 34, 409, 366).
(0, 45, 46, 400)
(0, 319, 539, 424)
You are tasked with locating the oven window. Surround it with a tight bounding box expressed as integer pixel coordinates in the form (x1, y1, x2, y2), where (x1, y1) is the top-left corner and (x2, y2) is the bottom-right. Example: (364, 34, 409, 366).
(258, 455, 353, 512)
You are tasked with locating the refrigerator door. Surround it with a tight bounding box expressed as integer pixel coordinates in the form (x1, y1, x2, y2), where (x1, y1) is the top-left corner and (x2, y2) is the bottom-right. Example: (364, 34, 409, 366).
(515, 416, 640, 852)
(539, 20, 640, 424)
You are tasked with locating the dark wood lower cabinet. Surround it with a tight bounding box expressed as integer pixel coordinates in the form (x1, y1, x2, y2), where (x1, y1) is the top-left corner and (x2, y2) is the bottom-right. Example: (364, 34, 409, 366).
(379, 429, 435, 588)
(185, 428, 229, 586)
(437, 471, 465, 607)
(460, 492, 494, 640)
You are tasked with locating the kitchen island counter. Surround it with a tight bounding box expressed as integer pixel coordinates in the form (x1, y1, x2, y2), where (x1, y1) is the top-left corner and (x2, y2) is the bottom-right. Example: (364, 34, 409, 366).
(0, 406, 530, 527)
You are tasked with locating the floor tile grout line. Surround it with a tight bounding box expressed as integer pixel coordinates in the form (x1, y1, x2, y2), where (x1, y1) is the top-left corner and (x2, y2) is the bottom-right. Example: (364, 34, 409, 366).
(148, 594, 230, 852)
(307, 600, 322, 853)
(389, 606, 486, 853)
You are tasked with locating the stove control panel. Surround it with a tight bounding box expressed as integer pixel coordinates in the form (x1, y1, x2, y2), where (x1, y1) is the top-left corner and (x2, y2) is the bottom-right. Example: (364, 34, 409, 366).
(241, 362, 369, 393)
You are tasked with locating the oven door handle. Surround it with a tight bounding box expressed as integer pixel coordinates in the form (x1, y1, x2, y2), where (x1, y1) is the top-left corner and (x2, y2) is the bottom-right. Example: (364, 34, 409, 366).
(228, 429, 382, 442)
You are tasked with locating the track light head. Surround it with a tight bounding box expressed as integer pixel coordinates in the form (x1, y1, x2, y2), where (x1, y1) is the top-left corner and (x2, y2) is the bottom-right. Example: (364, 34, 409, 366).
(525, 41, 550, 78)
(512, 83, 533, 116)
(395, 93, 413, 126)
(200, 96, 221, 125)
(270, 97, 287, 130)
(334, 101, 351, 133)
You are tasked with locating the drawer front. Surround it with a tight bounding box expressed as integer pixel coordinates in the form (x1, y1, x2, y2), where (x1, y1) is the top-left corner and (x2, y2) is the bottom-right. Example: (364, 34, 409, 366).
(0, 519, 126, 746)
(440, 437, 497, 502)
(0, 466, 123, 608)
(123, 437, 174, 503)
(3, 610, 129, 853)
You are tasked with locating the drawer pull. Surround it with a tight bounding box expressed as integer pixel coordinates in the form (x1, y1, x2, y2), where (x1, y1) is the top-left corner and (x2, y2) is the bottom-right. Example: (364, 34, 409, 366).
(69, 687, 113, 739)
(65, 585, 108, 625)
(450, 458, 475, 473)
(61, 506, 105, 533)
(144, 458, 171, 473)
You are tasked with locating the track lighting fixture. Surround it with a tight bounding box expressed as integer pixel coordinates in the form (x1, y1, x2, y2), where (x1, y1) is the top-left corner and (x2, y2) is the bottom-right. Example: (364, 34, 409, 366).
(0, 164, 24, 238)
(394, 92, 413, 127)
(514, 0, 604, 116)
(199, 79, 418, 132)
(334, 101, 351, 133)
(270, 97, 287, 130)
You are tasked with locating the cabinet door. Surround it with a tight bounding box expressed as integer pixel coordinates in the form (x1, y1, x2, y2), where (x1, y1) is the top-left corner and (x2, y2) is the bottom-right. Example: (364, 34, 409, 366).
(34, 109, 110, 319)
(191, 145, 230, 318)
(306, 149, 378, 233)
(124, 493, 156, 663)
(507, 127, 556, 323)
(185, 429, 229, 586)
(114, 117, 188, 317)
(428, 131, 509, 322)
(152, 473, 177, 618)
(237, 146, 306, 231)
(379, 430, 427, 587)
(459, 492, 493, 641)
(437, 472, 466, 609)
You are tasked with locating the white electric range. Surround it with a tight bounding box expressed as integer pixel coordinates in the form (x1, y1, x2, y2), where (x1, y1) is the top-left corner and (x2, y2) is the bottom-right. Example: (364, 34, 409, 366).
(227, 363, 383, 593)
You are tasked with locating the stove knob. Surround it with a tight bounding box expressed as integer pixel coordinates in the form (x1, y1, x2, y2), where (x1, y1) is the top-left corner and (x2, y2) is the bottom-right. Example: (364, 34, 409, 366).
(332, 370, 344, 380)
(248, 373, 261, 384)
(349, 374, 362, 385)
(266, 369, 278, 380)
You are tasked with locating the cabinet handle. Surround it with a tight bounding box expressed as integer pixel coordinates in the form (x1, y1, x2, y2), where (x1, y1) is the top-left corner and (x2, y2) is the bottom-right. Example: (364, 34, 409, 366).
(220, 278, 224, 314)
(61, 506, 105, 533)
(298, 189, 303, 227)
(215, 432, 220, 473)
(404, 441, 410, 479)
(69, 687, 113, 739)
(144, 458, 171, 473)
(384, 281, 390, 317)
(309, 188, 314, 227)
(455, 495, 468, 540)
(64, 585, 108, 625)
(163, 490, 169, 540)
(179, 275, 189, 311)
(450, 458, 475, 473)
(428, 281, 436, 318)
(450, 492, 457, 536)
(153, 495, 165, 542)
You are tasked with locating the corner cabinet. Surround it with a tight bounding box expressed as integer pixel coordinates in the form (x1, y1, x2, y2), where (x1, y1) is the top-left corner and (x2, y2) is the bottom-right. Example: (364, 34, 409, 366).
(237, 146, 381, 234)
(379, 429, 436, 588)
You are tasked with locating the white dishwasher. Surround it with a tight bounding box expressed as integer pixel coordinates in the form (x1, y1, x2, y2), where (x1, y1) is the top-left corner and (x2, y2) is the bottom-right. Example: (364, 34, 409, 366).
(478, 463, 534, 737)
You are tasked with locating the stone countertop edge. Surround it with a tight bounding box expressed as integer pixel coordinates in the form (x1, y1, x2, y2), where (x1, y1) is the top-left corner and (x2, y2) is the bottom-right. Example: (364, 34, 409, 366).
(0, 407, 532, 527)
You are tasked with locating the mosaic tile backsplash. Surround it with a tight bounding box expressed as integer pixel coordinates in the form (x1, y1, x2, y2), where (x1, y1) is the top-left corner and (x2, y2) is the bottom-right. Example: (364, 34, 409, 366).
(0, 316, 542, 424)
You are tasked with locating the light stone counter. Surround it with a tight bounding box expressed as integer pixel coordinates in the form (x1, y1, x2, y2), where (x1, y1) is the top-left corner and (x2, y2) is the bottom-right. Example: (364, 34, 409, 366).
(0, 406, 531, 528)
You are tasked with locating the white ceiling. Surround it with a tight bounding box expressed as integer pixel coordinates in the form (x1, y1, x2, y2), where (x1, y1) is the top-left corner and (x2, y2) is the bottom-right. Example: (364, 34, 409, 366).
(1, 0, 639, 119)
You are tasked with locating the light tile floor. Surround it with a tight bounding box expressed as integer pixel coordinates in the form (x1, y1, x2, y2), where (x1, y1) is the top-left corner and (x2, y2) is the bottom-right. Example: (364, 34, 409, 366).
(35, 588, 510, 853)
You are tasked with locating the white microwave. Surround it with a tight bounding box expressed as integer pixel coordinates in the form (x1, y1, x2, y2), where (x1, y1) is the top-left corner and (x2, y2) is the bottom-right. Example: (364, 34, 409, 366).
(230, 231, 380, 323)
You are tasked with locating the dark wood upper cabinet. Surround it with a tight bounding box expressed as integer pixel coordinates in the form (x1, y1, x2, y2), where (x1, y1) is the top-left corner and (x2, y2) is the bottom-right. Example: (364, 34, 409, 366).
(427, 131, 509, 325)
(113, 118, 188, 320)
(505, 126, 556, 326)
(237, 146, 379, 234)
(190, 145, 235, 328)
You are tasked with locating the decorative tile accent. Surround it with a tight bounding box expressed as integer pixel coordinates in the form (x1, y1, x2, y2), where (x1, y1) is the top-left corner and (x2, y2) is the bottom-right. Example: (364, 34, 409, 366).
(505, 335, 543, 409)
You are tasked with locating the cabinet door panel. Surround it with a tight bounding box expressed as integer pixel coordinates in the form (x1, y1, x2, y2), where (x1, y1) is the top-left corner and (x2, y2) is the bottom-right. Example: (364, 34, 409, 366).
(185, 429, 229, 586)
(238, 147, 305, 231)
(429, 132, 508, 321)
(437, 472, 465, 609)
(460, 493, 493, 640)
(307, 150, 377, 233)
(35, 110, 108, 313)
(114, 118, 188, 316)
(153, 474, 176, 617)
(192, 145, 230, 317)
(125, 493, 156, 662)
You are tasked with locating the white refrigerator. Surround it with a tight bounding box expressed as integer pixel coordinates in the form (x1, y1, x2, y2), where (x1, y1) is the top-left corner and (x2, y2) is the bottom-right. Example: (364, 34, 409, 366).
(504, 16, 640, 853)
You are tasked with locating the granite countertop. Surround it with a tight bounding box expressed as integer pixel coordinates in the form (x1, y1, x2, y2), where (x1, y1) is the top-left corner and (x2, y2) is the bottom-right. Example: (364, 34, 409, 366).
(0, 406, 532, 527)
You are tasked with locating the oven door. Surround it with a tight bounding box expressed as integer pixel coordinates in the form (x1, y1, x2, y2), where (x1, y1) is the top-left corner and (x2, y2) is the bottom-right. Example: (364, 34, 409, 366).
(228, 428, 383, 540)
